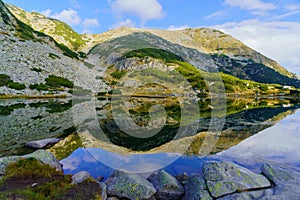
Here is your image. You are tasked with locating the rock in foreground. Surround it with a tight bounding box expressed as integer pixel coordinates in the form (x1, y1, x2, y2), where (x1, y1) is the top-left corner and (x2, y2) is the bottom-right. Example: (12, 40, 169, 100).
(148, 170, 184, 200)
(182, 174, 212, 200)
(262, 164, 300, 199)
(0, 150, 62, 176)
(203, 161, 271, 198)
(106, 170, 156, 200)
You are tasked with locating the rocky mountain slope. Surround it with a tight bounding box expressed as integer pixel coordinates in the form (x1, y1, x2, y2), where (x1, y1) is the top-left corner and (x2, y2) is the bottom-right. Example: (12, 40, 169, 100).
(7, 3, 298, 82)
(0, 1, 109, 96)
(2, 1, 300, 97)
(6, 3, 86, 51)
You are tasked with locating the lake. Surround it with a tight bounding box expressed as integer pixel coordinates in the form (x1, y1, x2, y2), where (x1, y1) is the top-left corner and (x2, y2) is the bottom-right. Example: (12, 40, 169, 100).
(1, 97, 300, 179)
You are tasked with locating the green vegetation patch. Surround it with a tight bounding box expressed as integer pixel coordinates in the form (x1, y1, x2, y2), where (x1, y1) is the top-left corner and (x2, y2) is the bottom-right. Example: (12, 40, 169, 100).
(30, 67, 42, 72)
(0, 103, 26, 116)
(0, 158, 102, 200)
(111, 70, 127, 79)
(48, 53, 60, 59)
(124, 48, 185, 63)
(0, 74, 26, 90)
(45, 75, 74, 88)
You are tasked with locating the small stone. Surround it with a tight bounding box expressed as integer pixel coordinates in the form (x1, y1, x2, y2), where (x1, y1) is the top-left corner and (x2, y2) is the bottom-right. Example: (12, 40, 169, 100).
(31, 183, 38, 188)
(71, 171, 91, 184)
(203, 161, 271, 198)
(148, 170, 184, 200)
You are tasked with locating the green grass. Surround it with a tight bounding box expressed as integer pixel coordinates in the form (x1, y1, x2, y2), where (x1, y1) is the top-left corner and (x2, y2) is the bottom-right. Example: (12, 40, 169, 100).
(45, 75, 74, 88)
(52, 19, 86, 51)
(30, 67, 42, 72)
(29, 83, 49, 91)
(0, 158, 102, 200)
(124, 48, 185, 63)
(0, 74, 25, 90)
(111, 70, 127, 79)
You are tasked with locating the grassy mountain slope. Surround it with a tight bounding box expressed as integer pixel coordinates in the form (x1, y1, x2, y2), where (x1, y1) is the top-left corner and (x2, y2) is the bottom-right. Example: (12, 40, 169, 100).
(89, 32, 300, 90)
(0, 0, 109, 96)
(6, 3, 86, 51)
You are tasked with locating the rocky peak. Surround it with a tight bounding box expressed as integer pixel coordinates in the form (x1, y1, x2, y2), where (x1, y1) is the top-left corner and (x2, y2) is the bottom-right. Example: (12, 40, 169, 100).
(0, 0, 18, 32)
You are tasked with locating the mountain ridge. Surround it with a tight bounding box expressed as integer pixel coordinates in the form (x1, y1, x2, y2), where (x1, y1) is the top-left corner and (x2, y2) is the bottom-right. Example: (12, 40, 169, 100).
(6, 3, 298, 81)
(1, 1, 299, 97)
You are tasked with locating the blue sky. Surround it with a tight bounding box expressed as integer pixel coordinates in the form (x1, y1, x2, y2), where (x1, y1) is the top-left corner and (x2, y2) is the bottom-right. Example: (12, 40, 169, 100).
(3, 0, 300, 75)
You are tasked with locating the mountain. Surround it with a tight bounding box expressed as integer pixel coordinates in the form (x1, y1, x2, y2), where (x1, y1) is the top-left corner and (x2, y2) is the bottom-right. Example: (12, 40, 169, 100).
(0, 0, 109, 97)
(1, 1, 300, 98)
(6, 4, 299, 82)
(6, 3, 86, 51)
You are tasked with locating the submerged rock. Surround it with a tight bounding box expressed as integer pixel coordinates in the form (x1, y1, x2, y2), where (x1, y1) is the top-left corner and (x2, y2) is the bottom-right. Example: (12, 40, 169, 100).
(261, 164, 300, 199)
(203, 161, 270, 198)
(182, 174, 212, 200)
(71, 171, 91, 184)
(25, 138, 61, 149)
(106, 170, 156, 200)
(0, 150, 62, 175)
(148, 170, 184, 200)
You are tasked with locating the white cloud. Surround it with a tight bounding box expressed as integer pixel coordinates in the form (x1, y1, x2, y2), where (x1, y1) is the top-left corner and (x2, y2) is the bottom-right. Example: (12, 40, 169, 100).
(214, 20, 300, 75)
(83, 18, 100, 27)
(50, 9, 81, 25)
(110, 18, 135, 29)
(204, 10, 227, 20)
(40, 9, 52, 17)
(224, 0, 276, 11)
(82, 18, 100, 33)
(167, 25, 190, 30)
(111, 0, 164, 24)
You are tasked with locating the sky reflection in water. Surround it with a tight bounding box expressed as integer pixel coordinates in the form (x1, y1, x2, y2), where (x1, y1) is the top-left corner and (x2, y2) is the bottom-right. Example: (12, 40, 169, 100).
(61, 108, 300, 178)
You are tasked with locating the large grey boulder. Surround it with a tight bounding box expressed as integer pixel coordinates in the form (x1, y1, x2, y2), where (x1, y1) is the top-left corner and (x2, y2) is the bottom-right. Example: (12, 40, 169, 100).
(25, 138, 61, 149)
(106, 170, 156, 200)
(182, 174, 212, 200)
(0, 150, 62, 176)
(261, 164, 300, 199)
(148, 170, 184, 200)
(203, 161, 270, 198)
(71, 171, 91, 184)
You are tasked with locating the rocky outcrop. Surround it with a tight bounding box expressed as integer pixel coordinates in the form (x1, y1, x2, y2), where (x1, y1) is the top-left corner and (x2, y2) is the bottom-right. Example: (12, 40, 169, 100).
(105, 170, 156, 200)
(148, 170, 184, 200)
(203, 161, 271, 198)
(25, 138, 61, 149)
(0, 150, 62, 176)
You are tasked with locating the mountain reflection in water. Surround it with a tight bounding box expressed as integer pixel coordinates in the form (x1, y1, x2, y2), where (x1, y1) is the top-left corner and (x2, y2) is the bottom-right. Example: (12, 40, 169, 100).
(1, 97, 300, 176)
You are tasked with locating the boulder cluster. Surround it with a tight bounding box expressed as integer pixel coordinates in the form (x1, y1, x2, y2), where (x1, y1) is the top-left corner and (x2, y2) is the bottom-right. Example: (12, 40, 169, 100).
(2, 150, 299, 199)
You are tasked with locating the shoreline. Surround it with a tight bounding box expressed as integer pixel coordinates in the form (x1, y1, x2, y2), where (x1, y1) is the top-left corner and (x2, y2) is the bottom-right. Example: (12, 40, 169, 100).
(1, 149, 300, 199)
